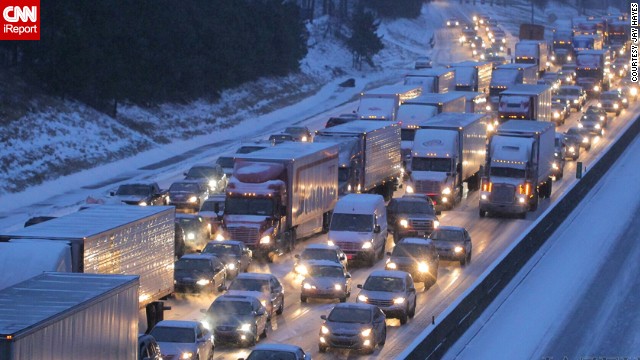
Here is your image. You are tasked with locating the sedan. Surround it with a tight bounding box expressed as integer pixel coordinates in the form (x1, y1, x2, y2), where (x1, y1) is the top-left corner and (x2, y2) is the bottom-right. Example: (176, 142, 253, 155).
(385, 237, 439, 284)
(184, 164, 227, 193)
(294, 243, 348, 274)
(300, 260, 352, 303)
(202, 294, 268, 347)
(565, 127, 593, 151)
(176, 213, 211, 252)
(446, 17, 460, 27)
(356, 270, 417, 325)
(598, 91, 623, 116)
(243, 344, 311, 360)
(578, 115, 605, 137)
(584, 106, 608, 127)
(283, 126, 313, 142)
(269, 133, 296, 145)
(167, 180, 209, 212)
(174, 253, 226, 293)
(319, 303, 386, 354)
(551, 101, 569, 125)
(224, 273, 285, 319)
(429, 226, 473, 266)
(149, 320, 214, 360)
(202, 240, 252, 277)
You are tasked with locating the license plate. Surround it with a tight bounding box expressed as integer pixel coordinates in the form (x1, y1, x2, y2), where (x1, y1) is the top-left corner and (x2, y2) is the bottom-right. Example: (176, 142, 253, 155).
(346, 254, 354, 260)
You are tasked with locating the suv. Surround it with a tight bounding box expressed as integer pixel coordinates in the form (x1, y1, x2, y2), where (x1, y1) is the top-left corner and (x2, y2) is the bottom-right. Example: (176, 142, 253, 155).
(356, 270, 417, 325)
(414, 56, 433, 69)
(173, 253, 227, 293)
(553, 85, 586, 111)
(167, 180, 209, 212)
(325, 113, 357, 128)
(385, 237, 439, 285)
(202, 240, 252, 278)
(199, 194, 226, 239)
(553, 133, 566, 179)
(599, 90, 623, 116)
(387, 195, 439, 243)
(109, 182, 168, 206)
(318, 303, 387, 354)
(429, 226, 473, 266)
(283, 126, 313, 142)
(201, 294, 269, 347)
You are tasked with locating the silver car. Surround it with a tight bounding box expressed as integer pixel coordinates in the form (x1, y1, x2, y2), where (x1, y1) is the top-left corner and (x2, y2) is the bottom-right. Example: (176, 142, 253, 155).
(300, 260, 352, 303)
(150, 320, 214, 360)
(356, 270, 417, 325)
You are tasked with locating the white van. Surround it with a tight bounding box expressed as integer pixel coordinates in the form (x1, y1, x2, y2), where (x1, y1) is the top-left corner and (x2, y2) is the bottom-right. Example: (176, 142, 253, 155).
(327, 194, 388, 266)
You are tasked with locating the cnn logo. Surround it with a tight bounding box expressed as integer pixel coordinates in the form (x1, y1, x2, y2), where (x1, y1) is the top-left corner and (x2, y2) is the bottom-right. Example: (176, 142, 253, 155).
(1, 1, 40, 40)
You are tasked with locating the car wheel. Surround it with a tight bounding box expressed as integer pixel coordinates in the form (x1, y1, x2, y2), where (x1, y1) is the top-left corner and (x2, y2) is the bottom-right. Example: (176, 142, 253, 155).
(460, 254, 467, 266)
(408, 301, 416, 318)
(300, 295, 307, 303)
(479, 209, 486, 218)
(276, 297, 284, 315)
(379, 326, 387, 346)
(339, 296, 347, 303)
(248, 327, 258, 346)
(399, 312, 408, 325)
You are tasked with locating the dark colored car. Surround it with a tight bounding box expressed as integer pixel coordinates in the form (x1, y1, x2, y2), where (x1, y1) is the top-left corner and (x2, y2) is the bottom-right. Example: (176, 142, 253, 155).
(176, 213, 210, 252)
(224, 273, 285, 319)
(446, 17, 460, 27)
(319, 303, 386, 354)
(202, 240, 252, 278)
(579, 114, 605, 137)
(300, 260, 352, 303)
(24, 216, 57, 227)
(564, 127, 592, 151)
(561, 132, 581, 160)
(387, 195, 439, 243)
(584, 106, 608, 127)
(199, 194, 226, 240)
(138, 334, 162, 360)
(554, 85, 586, 111)
(557, 70, 576, 85)
(202, 294, 269, 347)
(174, 222, 186, 259)
(325, 113, 357, 128)
(243, 344, 311, 360)
(553, 133, 566, 179)
(486, 55, 509, 69)
(598, 90, 623, 116)
(109, 183, 168, 206)
(551, 100, 569, 125)
(294, 243, 348, 275)
(356, 270, 417, 325)
(184, 164, 227, 193)
(429, 226, 473, 266)
(283, 126, 313, 142)
(236, 143, 269, 154)
(269, 133, 296, 145)
(174, 253, 226, 293)
(168, 180, 209, 212)
(215, 156, 235, 178)
(385, 237, 440, 284)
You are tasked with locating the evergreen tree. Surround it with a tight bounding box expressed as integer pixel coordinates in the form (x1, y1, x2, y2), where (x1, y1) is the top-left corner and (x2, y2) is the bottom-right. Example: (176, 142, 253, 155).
(347, 6, 384, 70)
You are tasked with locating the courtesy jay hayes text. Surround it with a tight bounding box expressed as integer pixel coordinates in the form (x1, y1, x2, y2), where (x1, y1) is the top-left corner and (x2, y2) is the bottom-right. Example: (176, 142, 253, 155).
(633, 2, 639, 83)
(543, 357, 640, 360)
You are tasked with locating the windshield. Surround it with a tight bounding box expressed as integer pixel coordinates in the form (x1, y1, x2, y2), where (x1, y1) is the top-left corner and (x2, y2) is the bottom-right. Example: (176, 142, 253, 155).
(490, 166, 526, 178)
(390, 200, 434, 215)
(412, 157, 452, 172)
(247, 351, 296, 360)
(170, 182, 201, 193)
(270, 135, 293, 142)
(301, 249, 338, 261)
(203, 243, 239, 256)
(401, 129, 416, 141)
(516, 58, 536, 64)
(330, 213, 373, 232)
(175, 259, 210, 271)
(327, 307, 371, 323)
(176, 217, 201, 228)
(308, 265, 344, 278)
(225, 197, 274, 216)
(150, 326, 195, 343)
(186, 167, 216, 179)
(115, 185, 151, 196)
(392, 243, 431, 257)
(208, 300, 252, 315)
(200, 200, 224, 212)
(285, 127, 306, 135)
(430, 229, 464, 242)
(229, 278, 269, 292)
(216, 157, 234, 168)
(363, 276, 405, 292)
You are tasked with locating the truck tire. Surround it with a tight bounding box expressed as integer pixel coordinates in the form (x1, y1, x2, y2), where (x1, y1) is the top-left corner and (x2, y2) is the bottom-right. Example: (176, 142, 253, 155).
(530, 191, 539, 211)
(546, 178, 553, 197)
(479, 209, 486, 218)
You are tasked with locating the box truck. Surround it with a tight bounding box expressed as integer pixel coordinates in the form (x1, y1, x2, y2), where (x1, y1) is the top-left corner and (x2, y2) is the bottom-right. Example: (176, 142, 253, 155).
(222, 142, 339, 260)
(404, 67, 456, 94)
(515, 40, 550, 75)
(449, 61, 493, 93)
(0, 241, 72, 290)
(395, 103, 439, 170)
(0, 273, 139, 360)
(357, 85, 422, 121)
(403, 92, 467, 114)
(575, 49, 611, 96)
(407, 113, 489, 211)
(498, 84, 553, 122)
(479, 120, 555, 218)
(489, 63, 539, 108)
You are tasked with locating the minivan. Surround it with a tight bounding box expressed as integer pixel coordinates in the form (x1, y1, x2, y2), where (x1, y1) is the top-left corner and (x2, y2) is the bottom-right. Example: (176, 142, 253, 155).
(327, 194, 387, 266)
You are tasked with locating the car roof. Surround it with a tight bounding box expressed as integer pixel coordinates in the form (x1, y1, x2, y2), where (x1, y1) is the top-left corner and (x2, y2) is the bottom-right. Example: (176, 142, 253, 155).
(179, 253, 217, 261)
(304, 260, 344, 268)
(368, 270, 408, 279)
(398, 237, 434, 246)
(251, 343, 302, 353)
(236, 272, 273, 280)
(304, 243, 341, 251)
(332, 302, 376, 311)
(154, 320, 198, 329)
(215, 294, 256, 303)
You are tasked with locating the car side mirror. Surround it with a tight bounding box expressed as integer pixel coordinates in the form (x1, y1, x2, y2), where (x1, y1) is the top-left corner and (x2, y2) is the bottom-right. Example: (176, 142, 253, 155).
(409, 287, 416, 292)
(357, 284, 363, 289)
(320, 315, 327, 320)
(374, 225, 381, 233)
(183, 172, 188, 177)
(109, 191, 115, 196)
(256, 308, 265, 315)
(345, 273, 351, 279)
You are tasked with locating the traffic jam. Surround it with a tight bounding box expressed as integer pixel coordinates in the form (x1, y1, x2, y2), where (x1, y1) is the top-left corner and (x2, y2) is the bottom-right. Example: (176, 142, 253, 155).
(0, 10, 636, 360)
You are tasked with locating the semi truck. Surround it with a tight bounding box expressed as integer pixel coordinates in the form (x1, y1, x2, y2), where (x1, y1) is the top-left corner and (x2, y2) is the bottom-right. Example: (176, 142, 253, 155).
(0, 205, 174, 312)
(403, 92, 467, 114)
(394, 104, 439, 171)
(404, 67, 456, 94)
(552, 28, 574, 64)
(575, 49, 611, 96)
(489, 63, 538, 108)
(0, 273, 139, 360)
(479, 120, 555, 218)
(498, 84, 553, 122)
(222, 142, 339, 260)
(607, 20, 630, 47)
(448, 61, 493, 94)
(314, 121, 402, 197)
(406, 112, 489, 211)
(515, 40, 549, 75)
(0, 241, 71, 290)
(357, 85, 422, 121)
(572, 34, 603, 51)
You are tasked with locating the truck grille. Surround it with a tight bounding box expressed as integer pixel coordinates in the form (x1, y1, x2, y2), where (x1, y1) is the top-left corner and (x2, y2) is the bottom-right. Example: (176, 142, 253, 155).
(415, 180, 440, 194)
(492, 184, 515, 203)
(410, 219, 433, 232)
(227, 226, 259, 245)
(366, 298, 394, 307)
(335, 241, 360, 252)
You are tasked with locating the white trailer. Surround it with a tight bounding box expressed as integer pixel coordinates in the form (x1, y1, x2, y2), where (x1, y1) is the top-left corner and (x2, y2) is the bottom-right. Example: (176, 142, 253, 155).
(498, 84, 553, 122)
(0, 273, 139, 360)
(489, 63, 539, 107)
(357, 85, 422, 121)
(0, 205, 175, 309)
(404, 67, 456, 93)
(449, 61, 493, 93)
(0, 241, 72, 290)
(449, 91, 491, 113)
(408, 113, 489, 210)
(403, 92, 467, 113)
(479, 120, 555, 218)
(396, 103, 439, 169)
(515, 40, 550, 75)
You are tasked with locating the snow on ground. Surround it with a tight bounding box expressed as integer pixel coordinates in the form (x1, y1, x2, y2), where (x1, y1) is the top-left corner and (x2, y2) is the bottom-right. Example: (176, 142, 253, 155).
(446, 124, 640, 358)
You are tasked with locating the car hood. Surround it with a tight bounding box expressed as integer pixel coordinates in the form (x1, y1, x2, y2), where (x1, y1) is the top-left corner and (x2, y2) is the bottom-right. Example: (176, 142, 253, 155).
(389, 256, 418, 266)
(169, 191, 198, 198)
(359, 289, 404, 301)
(326, 321, 370, 335)
(393, 212, 436, 221)
(329, 230, 372, 243)
(432, 240, 464, 250)
(157, 342, 197, 357)
(210, 313, 254, 327)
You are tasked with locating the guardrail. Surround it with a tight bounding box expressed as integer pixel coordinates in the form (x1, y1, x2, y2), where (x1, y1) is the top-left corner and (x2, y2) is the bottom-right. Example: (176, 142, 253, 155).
(401, 112, 640, 360)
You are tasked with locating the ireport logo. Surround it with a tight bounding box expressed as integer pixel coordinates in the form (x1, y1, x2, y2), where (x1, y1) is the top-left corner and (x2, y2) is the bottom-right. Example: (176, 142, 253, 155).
(1, 0, 40, 40)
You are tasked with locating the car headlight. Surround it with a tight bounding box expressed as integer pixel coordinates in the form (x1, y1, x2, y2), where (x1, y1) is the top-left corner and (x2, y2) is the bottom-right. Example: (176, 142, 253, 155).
(552, 162, 559, 170)
(361, 328, 372, 337)
(418, 262, 429, 272)
(196, 279, 211, 286)
(334, 284, 342, 291)
(181, 352, 194, 360)
(502, 38, 506, 43)
(239, 323, 252, 332)
(386, 262, 397, 269)
(600, 116, 605, 121)
(578, 123, 584, 128)
(393, 297, 405, 305)
(303, 282, 313, 290)
(553, 112, 560, 118)
(631, 88, 638, 96)
(188, 196, 198, 203)
(569, 146, 575, 152)
(362, 242, 372, 249)
(226, 262, 236, 270)
(447, 21, 451, 26)
(327, 240, 335, 246)
(594, 85, 600, 92)
(597, 102, 602, 108)
(260, 300, 267, 307)
(454, 246, 464, 253)
(518, 196, 526, 204)
(622, 98, 627, 103)
(138, 201, 148, 206)
(573, 99, 579, 104)
(260, 235, 271, 244)
(582, 137, 589, 143)
(595, 123, 601, 129)
(551, 55, 556, 61)
(296, 264, 308, 275)
(406, 185, 414, 193)
(399, 219, 408, 228)
(201, 320, 211, 331)
(614, 103, 619, 109)
(481, 194, 487, 200)
(442, 187, 451, 195)
(321, 325, 330, 334)
(567, 55, 572, 61)
(215, 233, 225, 241)
(434, 220, 440, 229)
(208, 180, 217, 189)
(187, 232, 196, 240)
(358, 294, 368, 302)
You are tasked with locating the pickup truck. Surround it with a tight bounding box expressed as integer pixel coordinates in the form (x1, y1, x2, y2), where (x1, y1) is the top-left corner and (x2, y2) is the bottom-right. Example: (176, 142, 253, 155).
(109, 182, 168, 206)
